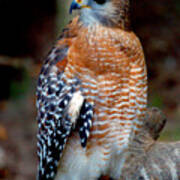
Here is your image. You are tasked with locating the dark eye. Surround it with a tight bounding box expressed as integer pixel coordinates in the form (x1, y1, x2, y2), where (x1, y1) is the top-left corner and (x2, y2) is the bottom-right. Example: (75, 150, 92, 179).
(94, 0, 106, 5)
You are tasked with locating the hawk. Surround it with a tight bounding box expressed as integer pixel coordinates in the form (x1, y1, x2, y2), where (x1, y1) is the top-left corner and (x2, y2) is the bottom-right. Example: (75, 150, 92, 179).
(36, 0, 147, 179)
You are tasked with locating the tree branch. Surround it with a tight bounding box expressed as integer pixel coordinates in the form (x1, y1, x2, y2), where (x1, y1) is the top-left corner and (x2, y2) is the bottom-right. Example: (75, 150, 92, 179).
(120, 107, 180, 180)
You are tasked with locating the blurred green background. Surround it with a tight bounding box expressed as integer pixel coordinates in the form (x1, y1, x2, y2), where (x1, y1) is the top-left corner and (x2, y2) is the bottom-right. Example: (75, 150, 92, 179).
(0, 0, 179, 179)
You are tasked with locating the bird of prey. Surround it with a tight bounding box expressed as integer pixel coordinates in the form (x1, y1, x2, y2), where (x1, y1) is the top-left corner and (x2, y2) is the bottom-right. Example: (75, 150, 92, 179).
(36, 0, 147, 179)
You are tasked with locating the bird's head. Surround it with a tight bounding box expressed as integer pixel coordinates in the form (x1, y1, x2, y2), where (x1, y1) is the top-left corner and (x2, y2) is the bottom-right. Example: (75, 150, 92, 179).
(69, 0, 130, 29)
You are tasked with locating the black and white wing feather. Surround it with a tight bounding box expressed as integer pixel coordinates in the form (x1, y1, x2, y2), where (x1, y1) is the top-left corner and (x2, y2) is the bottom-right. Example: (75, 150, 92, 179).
(36, 38, 94, 180)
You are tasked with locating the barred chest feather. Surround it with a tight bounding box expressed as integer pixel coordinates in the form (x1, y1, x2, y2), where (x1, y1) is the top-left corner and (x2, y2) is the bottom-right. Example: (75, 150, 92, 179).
(55, 24, 147, 179)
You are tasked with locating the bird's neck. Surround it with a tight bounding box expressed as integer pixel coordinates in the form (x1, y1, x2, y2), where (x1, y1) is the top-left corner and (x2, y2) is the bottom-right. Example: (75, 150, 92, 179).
(79, 1, 131, 31)
(117, 0, 131, 30)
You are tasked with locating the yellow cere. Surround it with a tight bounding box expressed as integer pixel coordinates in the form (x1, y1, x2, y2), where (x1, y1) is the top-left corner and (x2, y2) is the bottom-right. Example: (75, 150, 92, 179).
(81, 5, 91, 8)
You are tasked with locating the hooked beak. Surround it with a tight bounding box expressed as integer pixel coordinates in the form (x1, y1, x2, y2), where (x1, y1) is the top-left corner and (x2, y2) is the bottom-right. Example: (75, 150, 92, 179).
(69, 0, 90, 14)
